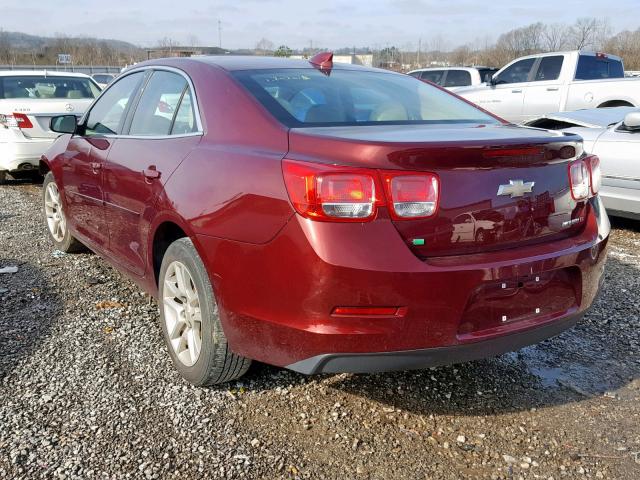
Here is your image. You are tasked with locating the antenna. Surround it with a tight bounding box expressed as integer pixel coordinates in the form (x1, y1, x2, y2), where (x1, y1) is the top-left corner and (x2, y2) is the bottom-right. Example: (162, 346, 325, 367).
(218, 19, 222, 48)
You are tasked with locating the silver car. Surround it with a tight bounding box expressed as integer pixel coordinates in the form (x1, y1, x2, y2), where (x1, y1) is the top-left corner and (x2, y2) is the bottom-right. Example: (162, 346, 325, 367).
(524, 107, 640, 220)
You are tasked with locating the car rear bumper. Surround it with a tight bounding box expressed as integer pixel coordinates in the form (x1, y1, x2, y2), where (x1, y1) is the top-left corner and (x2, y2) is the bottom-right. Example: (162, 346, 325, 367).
(195, 196, 610, 373)
(286, 310, 584, 374)
(0, 137, 54, 171)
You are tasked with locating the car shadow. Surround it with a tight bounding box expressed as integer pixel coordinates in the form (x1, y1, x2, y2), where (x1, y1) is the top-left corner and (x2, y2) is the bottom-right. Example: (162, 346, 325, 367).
(0, 259, 61, 379)
(242, 255, 638, 416)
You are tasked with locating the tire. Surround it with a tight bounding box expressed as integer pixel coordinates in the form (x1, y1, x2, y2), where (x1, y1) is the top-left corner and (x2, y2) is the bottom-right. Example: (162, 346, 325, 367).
(475, 229, 486, 243)
(158, 238, 251, 385)
(42, 172, 84, 252)
(0, 171, 7, 184)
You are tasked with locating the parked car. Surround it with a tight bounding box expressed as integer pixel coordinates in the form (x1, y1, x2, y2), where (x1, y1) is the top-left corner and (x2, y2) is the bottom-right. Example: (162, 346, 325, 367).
(91, 73, 116, 88)
(0, 71, 101, 183)
(407, 67, 498, 90)
(456, 51, 640, 123)
(524, 107, 640, 220)
(40, 53, 609, 385)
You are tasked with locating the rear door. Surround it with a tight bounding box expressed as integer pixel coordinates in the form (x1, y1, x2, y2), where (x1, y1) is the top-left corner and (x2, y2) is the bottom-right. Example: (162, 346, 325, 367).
(521, 55, 565, 120)
(103, 69, 201, 276)
(62, 72, 145, 249)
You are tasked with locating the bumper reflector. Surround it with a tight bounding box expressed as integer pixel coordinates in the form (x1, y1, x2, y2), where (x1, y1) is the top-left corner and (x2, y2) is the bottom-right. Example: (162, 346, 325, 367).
(332, 306, 407, 317)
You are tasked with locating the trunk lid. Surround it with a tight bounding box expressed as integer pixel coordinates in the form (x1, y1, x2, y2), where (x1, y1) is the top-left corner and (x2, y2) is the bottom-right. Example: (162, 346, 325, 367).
(287, 123, 587, 257)
(0, 99, 92, 139)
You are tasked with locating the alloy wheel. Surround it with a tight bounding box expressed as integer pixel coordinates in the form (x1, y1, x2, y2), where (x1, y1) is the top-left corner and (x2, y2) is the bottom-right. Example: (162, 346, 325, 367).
(163, 261, 203, 367)
(44, 182, 66, 242)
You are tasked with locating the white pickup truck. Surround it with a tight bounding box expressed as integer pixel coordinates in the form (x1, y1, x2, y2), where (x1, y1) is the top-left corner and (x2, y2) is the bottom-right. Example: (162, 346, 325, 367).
(456, 51, 640, 123)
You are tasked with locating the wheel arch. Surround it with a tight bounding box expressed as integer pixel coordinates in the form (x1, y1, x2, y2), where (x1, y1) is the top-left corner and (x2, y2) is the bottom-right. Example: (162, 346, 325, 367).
(597, 99, 635, 108)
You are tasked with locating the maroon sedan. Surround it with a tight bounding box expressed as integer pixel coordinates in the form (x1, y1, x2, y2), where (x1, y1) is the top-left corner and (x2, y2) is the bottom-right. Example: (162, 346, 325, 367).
(41, 53, 609, 385)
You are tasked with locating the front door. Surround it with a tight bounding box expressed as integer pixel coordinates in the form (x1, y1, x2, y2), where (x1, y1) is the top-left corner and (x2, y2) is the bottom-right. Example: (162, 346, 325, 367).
(63, 71, 146, 249)
(465, 57, 536, 123)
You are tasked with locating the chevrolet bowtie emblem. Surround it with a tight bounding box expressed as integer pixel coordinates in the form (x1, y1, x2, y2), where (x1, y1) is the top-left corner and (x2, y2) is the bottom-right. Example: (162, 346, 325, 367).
(497, 179, 535, 198)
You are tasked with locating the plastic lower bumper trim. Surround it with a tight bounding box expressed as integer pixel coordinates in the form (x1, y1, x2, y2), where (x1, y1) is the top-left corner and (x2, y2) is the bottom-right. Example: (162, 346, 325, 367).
(285, 313, 582, 375)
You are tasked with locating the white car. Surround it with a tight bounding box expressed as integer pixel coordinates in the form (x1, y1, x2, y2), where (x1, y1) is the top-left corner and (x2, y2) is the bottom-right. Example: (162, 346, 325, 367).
(457, 51, 640, 123)
(407, 67, 498, 90)
(0, 71, 101, 183)
(91, 73, 116, 89)
(524, 107, 640, 220)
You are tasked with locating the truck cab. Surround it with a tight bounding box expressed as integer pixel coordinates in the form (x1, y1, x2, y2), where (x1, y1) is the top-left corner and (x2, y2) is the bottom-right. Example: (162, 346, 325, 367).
(457, 51, 635, 123)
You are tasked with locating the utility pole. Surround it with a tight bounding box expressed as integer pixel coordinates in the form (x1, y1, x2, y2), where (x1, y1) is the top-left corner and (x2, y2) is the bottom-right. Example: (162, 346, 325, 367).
(417, 38, 421, 67)
(218, 19, 222, 48)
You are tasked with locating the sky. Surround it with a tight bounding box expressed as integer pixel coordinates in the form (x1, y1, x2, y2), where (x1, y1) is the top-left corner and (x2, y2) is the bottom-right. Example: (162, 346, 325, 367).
(0, 0, 637, 50)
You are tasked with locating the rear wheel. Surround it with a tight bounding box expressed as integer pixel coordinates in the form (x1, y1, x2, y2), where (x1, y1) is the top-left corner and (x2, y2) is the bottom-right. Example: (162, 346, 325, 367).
(42, 172, 84, 252)
(158, 238, 251, 385)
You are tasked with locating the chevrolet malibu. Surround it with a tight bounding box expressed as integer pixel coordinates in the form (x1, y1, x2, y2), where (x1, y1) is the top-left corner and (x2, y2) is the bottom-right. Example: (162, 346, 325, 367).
(40, 53, 610, 385)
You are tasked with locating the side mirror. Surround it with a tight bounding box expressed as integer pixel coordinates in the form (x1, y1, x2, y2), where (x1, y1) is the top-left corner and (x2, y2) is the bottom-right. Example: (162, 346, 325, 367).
(50, 115, 77, 134)
(488, 74, 497, 86)
(623, 112, 640, 131)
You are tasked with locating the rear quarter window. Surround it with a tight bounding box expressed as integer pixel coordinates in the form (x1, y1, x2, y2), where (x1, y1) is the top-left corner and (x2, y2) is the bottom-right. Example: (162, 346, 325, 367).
(575, 55, 624, 80)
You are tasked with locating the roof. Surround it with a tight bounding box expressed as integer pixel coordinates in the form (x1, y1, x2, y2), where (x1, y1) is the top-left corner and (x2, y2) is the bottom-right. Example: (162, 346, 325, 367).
(140, 55, 384, 73)
(0, 70, 92, 78)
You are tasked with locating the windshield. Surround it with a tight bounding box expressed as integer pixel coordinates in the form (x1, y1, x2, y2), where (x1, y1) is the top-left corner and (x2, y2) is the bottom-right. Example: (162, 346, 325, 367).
(234, 68, 500, 127)
(0, 75, 101, 100)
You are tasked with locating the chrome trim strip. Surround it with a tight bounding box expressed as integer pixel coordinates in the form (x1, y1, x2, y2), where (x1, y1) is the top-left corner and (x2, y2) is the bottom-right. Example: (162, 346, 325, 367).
(80, 64, 204, 139)
(603, 174, 640, 182)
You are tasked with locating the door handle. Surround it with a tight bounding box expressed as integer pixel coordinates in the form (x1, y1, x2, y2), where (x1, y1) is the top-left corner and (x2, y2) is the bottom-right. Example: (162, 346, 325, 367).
(511, 89, 522, 93)
(143, 166, 161, 180)
(546, 87, 559, 91)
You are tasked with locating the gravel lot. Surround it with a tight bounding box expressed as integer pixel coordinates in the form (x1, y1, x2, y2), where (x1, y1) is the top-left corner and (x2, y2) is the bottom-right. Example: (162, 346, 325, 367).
(1, 180, 639, 480)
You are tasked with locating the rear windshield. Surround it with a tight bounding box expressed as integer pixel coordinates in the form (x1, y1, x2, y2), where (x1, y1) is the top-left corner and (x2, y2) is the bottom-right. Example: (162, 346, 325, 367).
(0, 75, 100, 100)
(575, 55, 624, 80)
(234, 68, 499, 127)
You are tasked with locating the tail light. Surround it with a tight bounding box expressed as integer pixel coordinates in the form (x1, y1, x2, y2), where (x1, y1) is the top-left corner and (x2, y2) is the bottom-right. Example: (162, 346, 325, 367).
(381, 171, 439, 219)
(568, 159, 590, 200)
(282, 159, 440, 222)
(282, 160, 382, 222)
(0, 113, 33, 129)
(586, 155, 601, 195)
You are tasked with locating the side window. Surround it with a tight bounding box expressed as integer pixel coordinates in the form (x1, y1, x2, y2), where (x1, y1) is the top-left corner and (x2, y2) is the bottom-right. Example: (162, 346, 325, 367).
(85, 72, 143, 135)
(493, 58, 536, 84)
(171, 90, 198, 135)
(534, 56, 564, 81)
(129, 71, 188, 136)
(575, 55, 625, 80)
(444, 70, 472, 87)
(421, 70, 445, 85)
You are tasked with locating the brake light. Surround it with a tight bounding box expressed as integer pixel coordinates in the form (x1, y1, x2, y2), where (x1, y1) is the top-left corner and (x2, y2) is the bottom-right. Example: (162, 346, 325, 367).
(282, 160, 382, 222)
(586, 155, 601, 195)
(282, 159, 441, 222)
(568, 159, 590, 200)
(381, 171, 439, 219)
(0, 113, 33, 129)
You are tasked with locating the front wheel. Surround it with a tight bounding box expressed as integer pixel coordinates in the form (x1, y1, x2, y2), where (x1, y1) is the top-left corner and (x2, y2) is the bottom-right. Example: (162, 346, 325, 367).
(158, 238, 251, 385)
(42, 172, 84, 252)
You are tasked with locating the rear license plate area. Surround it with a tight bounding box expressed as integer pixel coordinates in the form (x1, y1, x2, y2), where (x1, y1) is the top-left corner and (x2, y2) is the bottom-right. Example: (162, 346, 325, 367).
(458, 267, 581, 335)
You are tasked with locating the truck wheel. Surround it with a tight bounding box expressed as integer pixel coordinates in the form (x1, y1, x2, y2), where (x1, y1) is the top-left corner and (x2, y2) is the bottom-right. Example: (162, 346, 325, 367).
(158, 238, 251, 385)
(42, 172, 84, 252)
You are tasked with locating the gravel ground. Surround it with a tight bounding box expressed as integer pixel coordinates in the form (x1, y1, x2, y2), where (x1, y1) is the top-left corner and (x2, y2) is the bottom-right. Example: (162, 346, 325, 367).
(1, 180, 639, 480)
